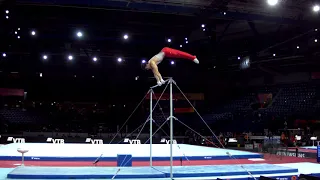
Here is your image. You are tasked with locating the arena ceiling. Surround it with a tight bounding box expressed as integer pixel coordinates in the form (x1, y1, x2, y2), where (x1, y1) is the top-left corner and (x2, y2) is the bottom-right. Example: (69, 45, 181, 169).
(0, 0, 319, 82)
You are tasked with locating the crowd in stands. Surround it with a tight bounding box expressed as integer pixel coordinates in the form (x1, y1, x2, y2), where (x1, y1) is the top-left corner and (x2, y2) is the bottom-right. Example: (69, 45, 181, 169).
(0, 81, 319, 147)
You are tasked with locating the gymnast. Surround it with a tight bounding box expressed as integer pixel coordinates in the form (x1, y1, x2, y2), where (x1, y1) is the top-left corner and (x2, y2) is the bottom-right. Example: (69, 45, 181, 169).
(144, 47, 199, 86)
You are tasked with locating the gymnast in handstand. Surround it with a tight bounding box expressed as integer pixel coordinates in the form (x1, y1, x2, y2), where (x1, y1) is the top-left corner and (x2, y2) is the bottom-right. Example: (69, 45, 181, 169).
(144, 47, 199, 86)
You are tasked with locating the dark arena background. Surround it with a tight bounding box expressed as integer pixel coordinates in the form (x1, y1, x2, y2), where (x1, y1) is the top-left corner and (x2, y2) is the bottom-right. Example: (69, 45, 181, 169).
(0, 0, 320, 179)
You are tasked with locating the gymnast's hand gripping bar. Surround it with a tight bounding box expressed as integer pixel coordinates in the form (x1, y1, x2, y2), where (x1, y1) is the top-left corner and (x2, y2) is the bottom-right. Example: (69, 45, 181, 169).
(150, 79, 170, 89)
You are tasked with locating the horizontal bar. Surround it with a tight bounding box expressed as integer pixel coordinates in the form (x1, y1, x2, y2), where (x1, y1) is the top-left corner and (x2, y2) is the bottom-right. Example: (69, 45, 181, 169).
(150, 79, 170, 89)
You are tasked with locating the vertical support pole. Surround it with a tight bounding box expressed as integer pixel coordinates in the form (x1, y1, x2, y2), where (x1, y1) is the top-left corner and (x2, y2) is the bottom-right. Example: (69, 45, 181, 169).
(169, 79, 173, 179)
(149, 89, 153, 167)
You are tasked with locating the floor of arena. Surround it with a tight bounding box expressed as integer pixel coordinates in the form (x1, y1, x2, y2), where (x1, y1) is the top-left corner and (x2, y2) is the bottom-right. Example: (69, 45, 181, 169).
(0, 143, 319, 179)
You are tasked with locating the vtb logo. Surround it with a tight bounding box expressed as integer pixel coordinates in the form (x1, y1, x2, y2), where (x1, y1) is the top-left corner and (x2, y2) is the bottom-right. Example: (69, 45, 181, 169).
(7, 137, 25, 143)
(46, 138, 65, 144)
(160, 138, 177, 144)
(124, 138, 141, 144)
(85, 138, 103, 144)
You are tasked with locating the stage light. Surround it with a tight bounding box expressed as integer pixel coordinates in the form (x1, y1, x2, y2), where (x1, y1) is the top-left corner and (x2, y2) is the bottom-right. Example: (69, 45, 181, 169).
(18, 28, 20, 31)
(313, 5, 320, 12)
(39, 73, 43, 77)
(123, 34, 129, 40)
(5, 10, 9, 14)
(180, 45, 182, 48)
(43, 55, 48, 60)
(77, 31, 83, 38)
(237, 56, 241, 60)
(93, 57, 97, 62)
(14, 31, 17, 34)
(141, 60, 146, 64)
(201, 24, 205, 28)
(74, 75, 77, 78)
(31, 31, 36, 36)
(315, 29, 318, 31)
(117, 57, 122, 62)
(185, 41, 188, 44)
(167, 38, 172, 43)
(223, 12, 227, 15)
(203, 29, 206, 31)
(170, 61, 175, 65)
(185, 37, 188, 40)
(2, 53, 6, 57)
(92, 76, 95, 78)
(296, 46, 300, 49)
(273, 53, 276, 57)
(315, 39, 318, 43)
(5, 16, 9, 19)
(17, 36, 20, 39)
(267, 0, 278, 6)
(68, 55, 73, 60)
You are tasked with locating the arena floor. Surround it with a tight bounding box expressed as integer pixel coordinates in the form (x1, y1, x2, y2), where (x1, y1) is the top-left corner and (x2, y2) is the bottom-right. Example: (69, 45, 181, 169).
(0, 143, 319, 179)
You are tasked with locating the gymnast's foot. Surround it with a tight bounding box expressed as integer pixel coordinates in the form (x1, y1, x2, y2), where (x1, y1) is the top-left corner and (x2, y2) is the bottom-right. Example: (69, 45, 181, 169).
(157, 81, 162, 86)
(161, 79, 166, 84)
(193, 58, 199, 64)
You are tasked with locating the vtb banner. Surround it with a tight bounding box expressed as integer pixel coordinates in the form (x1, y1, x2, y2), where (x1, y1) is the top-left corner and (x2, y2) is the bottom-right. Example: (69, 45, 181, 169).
(146, 93, 204, 101)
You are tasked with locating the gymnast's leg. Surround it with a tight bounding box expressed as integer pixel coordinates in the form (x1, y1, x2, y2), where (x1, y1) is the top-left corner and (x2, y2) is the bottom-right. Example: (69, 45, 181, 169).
(161, 47, 199, 64)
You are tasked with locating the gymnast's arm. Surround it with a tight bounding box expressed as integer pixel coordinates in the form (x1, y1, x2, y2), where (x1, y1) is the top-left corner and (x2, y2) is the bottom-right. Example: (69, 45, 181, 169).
(149, 61, 162, 81)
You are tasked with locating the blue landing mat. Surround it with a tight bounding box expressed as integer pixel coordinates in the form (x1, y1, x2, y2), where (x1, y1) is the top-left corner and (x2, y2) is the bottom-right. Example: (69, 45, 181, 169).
(7, 164, 298, 179)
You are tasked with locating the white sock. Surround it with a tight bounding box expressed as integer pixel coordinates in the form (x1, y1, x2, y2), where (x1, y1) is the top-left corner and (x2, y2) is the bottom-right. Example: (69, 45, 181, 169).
(193, 58, 199, 64)
(157, 81, 162, 86)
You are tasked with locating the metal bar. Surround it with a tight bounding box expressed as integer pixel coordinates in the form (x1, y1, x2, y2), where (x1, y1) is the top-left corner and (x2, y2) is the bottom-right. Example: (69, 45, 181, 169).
(149, 89, 153, 167)
(150, 79, 169, 89)
(169, 78, 173, 179)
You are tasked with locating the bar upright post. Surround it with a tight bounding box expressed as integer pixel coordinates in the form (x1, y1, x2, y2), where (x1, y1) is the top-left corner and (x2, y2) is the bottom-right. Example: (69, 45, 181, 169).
(149, 89, 153, 167)
(169, 79, 173, 179)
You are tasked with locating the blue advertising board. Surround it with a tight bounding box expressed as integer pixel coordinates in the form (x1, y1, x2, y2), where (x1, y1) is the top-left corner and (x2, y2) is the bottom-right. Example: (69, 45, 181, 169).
(317, 145, 320, 163)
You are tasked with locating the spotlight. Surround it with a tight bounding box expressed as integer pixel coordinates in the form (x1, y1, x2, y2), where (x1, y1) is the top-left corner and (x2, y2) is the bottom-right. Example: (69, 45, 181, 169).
(68, 55, 73, 60)
(123, 34, 129, 40)
(92, 76, 95, 78)
(40, 73, 43, 77)
(141, 60, 146, 64)
(203, 29, 206, 31)
(167, 38, 172, 43)
(273, 53, 276, 57)
(313, 5, 320, 12)
(5, 10, 9, 14)
(180, 45, 182, 48)
(17, 36, 20, 39)
(2, 53, 6, 57)
(5, 16, 9, 19)
(93, 57, 97, 62)
(267, 0, 278, 6)
(185, 41, 188, 44)
(77, 31, 83, 38)
(223, 12, 227, 15)
(237, 56, 241, 60)
(201, 24, 205, 28)
(43, 55, 48, 60)
(117, 57, 122, 62)
(185, 37, 188, 40)
(18, 28, 20, 31)
(315, 29, 318, 31)
(296, 46, 300, 49)
(14, 31, 17, 34)
(31, 31, 36, 36)
(170, 61, 175, 65)
(315, 39, 318, 43)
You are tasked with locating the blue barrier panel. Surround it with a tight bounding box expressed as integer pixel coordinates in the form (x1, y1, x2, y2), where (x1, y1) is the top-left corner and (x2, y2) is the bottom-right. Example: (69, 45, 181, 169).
(317, 146, 320, 163)
(117, 154, 132, 167)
